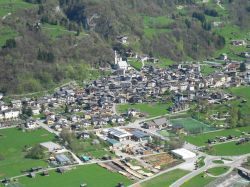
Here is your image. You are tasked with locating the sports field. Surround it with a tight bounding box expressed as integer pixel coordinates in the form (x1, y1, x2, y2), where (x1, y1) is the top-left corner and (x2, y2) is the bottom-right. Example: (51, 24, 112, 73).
(0, 128, 55, 179)
(7, 164, 132, 187)
(170, 117, 216, 134)
(141, 169, 189, 187)
(184, 126, 250, 146)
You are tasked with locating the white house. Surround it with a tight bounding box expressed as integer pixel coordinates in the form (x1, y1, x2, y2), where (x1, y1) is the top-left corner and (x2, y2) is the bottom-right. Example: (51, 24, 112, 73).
(4, 109, 20, 119)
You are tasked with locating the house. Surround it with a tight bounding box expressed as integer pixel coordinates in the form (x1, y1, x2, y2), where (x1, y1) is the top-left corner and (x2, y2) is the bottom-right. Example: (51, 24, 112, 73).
(117, 35, 128, 44)
(78, 132, 90, 139)
(108, 128, 132, 142)
(219, 53, 228, 61)
(25, 119, 38, 129)
(231, 40, 246, 46)
(4, 109, 20, 120)
(131, 130, 151, 142)
(11, 100, 22, 108)
(31, 107, 40, 115)
(152, 117, 168, 129)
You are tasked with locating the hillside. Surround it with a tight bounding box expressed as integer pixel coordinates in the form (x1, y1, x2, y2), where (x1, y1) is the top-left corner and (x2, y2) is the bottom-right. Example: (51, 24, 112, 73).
(0, 0, 249, 94)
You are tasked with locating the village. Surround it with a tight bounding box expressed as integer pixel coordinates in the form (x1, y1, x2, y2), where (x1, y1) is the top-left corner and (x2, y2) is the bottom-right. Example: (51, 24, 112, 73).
(0, 39, 250, 186)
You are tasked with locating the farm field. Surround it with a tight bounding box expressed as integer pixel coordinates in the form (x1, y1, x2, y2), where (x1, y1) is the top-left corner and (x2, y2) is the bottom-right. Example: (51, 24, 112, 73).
(184, 126, 250, 146)
(3, 164, 132, 187)
(117, 102, 172, 118)
(206, 141, 250, 156)
(170, 117, 216, 134)
(0, 128, 55, 179)
(181, 173, 215, 187)
(141, 169, 189, 187)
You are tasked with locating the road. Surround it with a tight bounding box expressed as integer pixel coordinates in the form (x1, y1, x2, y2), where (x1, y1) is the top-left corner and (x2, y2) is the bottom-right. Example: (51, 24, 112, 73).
(170, 154, 250, 187)
(37, 121, 60, 136)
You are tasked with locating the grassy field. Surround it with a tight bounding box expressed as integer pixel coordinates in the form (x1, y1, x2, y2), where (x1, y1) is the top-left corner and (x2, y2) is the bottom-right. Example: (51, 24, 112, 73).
(0, 128, 55, 179)
(170, 117, 216, 134)
(41, 23, 86, 39)
(184, 126, 250, 146)
(207, 166, 230, 176)
(143, 15, 173, 38)
(117, 102, 172, 118)
(206, 141, 250, 156)
(181, 173, 214, 187)
(5, 164, 132, 187)
(0, 27, 18, 47)
(0, 0, 34, 17)
(141, 169, 189, 187)
(229, 86, 250, 101)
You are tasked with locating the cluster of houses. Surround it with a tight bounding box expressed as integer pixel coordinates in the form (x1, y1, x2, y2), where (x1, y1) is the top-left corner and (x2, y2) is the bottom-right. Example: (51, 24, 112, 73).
(0, 50, 250, 131)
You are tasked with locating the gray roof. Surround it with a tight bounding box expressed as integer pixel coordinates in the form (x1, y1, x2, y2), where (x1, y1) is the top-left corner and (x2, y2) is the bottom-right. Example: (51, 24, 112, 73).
(153, 117, 167, 126)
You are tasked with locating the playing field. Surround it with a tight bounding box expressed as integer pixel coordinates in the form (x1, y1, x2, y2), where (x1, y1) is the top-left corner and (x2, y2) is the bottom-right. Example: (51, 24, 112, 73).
(8, 164, 132, 187)
(141, 169, 189, 187)
(184, 126, 250, 146)
(170, 117, 216, 134)
(0, 128, 55, 179)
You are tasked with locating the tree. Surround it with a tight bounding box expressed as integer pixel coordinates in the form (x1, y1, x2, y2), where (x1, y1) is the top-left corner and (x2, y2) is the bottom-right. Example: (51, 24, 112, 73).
(239, 63, 246, 72)
(26, 145, 45, 159)
(3, 39, 16, 49)
(228, 107, 238, 128)
(64, 104, 69, 113)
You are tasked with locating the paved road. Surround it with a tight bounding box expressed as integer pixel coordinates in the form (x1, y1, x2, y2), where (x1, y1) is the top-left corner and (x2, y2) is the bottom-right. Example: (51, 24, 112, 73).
(37, 121, 60, 136)
(170, 154, 250, 187)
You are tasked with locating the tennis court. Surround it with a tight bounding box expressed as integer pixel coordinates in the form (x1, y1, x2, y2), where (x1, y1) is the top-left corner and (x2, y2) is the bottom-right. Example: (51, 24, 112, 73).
(170, 117, 216, 134)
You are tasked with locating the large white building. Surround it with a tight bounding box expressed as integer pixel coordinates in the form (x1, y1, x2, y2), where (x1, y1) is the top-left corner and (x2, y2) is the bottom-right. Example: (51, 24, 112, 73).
(114, 51, 129, 70)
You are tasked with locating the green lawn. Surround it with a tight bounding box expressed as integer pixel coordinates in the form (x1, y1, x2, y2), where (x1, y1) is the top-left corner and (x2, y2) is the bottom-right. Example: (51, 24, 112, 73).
(201, 65, 216, 76)
(0, 27, 18, 47)
(7, 164, 132, 187)
(0, 0, 34, 17)
(128, 59, 143, 71)
(170, 117, 216, 134)
(212, 160, 224, 164)
(141, 169, 189, 187)
(42, 23, 84, 39)
(117, 102, 172, 118)
(184, 126, 250, 146)
(207, 166, 230, 176)
(0, 128, 55, 179)
(181, 173, 215, 187)
(206, 141, 250, 156)
(229, 86, 250, 101)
